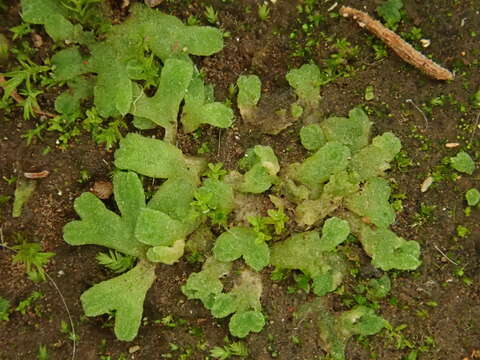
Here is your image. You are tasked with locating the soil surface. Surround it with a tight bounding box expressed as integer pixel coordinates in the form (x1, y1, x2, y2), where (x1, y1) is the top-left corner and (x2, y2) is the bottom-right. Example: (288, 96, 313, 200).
(0, 1, 479, 359)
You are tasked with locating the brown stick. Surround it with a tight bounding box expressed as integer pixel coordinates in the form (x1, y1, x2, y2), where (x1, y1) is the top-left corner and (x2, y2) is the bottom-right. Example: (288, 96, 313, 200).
(339, 6, 454, 81)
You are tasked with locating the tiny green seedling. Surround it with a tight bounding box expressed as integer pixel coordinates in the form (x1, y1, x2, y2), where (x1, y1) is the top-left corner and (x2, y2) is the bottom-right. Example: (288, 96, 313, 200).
(37, 344, 48, 360)
(11, 236, 55, 282)
(9, 22, 32, 40)
(96, 250, 136, 274)
(204, 5, 219, 25)
(376, 0, 404, 29)
(60, 319, 78, 341)
(456, 225, 469, 238)
(0, 296, 10, 321)
(210, 341, 249, 359)
(465, 188, 480, 206)
(15, 291, 43, 315)
(257, 4, 270, 21)
(450, 151, 475, 175)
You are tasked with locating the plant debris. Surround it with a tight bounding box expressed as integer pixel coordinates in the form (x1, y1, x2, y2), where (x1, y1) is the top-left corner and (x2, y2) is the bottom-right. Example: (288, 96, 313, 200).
(339, 5, 454, 80)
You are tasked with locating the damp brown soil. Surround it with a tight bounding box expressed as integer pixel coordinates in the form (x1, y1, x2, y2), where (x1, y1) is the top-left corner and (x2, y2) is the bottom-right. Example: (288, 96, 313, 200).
(0, 0, 479, 359)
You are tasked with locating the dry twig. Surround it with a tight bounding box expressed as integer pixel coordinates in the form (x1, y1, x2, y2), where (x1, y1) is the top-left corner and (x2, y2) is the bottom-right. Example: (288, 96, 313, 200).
(339, 6, 454, 81)
(406, 98, 429, 128)
(433, 244, 458, 265)
(24, 170, 50, 179)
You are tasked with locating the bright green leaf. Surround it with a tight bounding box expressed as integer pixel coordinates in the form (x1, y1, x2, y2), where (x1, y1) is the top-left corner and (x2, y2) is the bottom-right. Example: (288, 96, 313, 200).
(135, 208, 187, 247)
(345, 177, 395, 228)
(130, 58, 193, 140)
(320, 107, 372, 153)
(319, 217, 350, 252)
(239, 146, 279, 194)
(450, 151, 475, 175)
(360, 226, 421, 271)
(181, 78, 233, 132)
(270, 225, 347, 295)
(367, 274, 391, 299)
(0, 297, 10, 321)
(182, 257, 232, 308)
(350, 132, 401, 181)
(297, 142, 351, 188)
(113, 171, 146, 231)
(286, 64, 322, 109)
(54, 77, 93, 116)
(147, 176, 199, 228)
(300, 124, 326, 151)
(229, 310, 265, 338)
(237, 74, 261, 122)
(126, 4, 223, 61)
(146, 239, 185, 264)
(211, 293, 238, 318)
(466, 188, 480, 206)
(11, 241, 54, 282)
(376, 0, 404, 27)
(339, 305, 388, 335)
(63, 174, 146, 257)
(213, 227, 270, 271)
(51, 47, 87, 81)
(81, 260, 156, 341)
(114, 133, 190, 179)
(21, 0, 82, 42)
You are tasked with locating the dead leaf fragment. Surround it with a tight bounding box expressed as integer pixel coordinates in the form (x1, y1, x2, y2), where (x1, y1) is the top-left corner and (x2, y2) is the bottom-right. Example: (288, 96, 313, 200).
(420, 176, 433, 193)
(90, 181, 113, 199)
(32, 33, 43, 48)
(128, 345, 141, 354)
(445, 142, 460, 148)
(12, 179, 36, 217)
(145, 0, 163, 7)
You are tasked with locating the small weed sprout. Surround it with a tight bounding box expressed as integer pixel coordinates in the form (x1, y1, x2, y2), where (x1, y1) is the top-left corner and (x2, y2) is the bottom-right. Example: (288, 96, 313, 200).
(186, 15, 200, 26)
(0, 297, 10, 321)
(96, 250, 136, 274)
(204, 5, 219, 25)
(37, 345, 49, 360)
(10, 235, 55, 282)
(210, 341, 249, 359)
(15, 291, 43, 315)
(258, 4, 270, 21)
